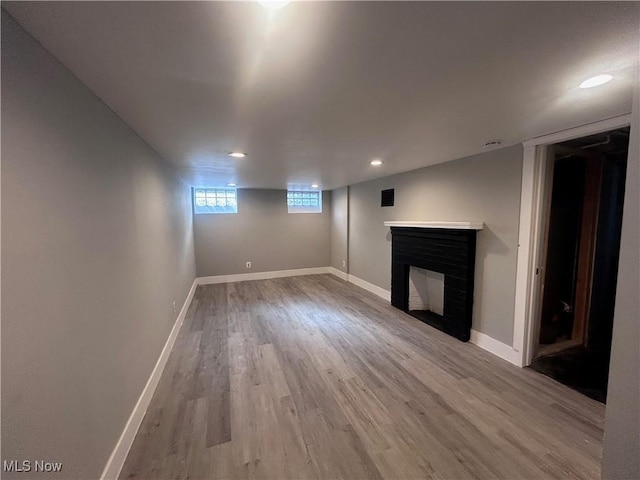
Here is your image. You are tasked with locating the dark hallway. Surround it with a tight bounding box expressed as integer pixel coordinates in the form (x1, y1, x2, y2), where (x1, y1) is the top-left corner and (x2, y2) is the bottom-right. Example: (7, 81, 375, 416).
(530, 128, 629, 403)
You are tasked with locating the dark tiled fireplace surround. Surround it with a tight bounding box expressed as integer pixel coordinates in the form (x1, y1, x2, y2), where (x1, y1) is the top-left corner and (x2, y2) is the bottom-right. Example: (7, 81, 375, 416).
(388, 223, 481, 342)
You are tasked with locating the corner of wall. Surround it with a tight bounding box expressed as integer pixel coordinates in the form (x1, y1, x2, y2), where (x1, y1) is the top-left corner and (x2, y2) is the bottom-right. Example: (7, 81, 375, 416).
(601, 86, 640, 480)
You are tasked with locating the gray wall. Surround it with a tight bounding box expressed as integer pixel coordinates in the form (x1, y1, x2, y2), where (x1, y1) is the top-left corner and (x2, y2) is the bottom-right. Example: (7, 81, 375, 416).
(602, 87, 639, 479)
(1, 11, 196, 479)
(348, 145, 523, 345)
(194, 189, 331, 277)
(330, 186, 349, 273)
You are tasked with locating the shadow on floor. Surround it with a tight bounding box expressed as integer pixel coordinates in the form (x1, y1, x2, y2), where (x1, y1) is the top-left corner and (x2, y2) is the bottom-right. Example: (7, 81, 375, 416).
(528, 346, 609, 403)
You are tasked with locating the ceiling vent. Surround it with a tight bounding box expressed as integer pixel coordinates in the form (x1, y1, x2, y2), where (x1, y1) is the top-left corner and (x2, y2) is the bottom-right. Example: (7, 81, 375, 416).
(482, 140, 502, 149)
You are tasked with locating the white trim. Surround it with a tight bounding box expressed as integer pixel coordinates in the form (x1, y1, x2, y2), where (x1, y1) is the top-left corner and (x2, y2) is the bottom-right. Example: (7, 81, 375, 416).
(513, 144, 550, 366)
(346, 273, 391, 302)
(342, 275, 520, 366)
(100, 266, 527, 479)
(327, 266, 349, 281)
(384, 221, 484, 230)
(197, 267, 331, 285)
(512, 145, 536, 355)
(522, 114, 631, 147)
(336, 272, 523, 369)
(101, 278, 199, 480)
(470, 329, 521, 366)
(514, 114, 632, 367)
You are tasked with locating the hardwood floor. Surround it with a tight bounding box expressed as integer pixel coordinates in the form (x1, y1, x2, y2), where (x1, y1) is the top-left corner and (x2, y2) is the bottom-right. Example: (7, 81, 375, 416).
(120, 274, 604, 480)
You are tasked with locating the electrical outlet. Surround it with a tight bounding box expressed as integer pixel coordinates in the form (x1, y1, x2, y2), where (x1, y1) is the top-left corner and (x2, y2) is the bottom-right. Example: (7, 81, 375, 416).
(246, 261, 252, 269)
(172, 301, 177, 314)
(342, 260, 346, 268)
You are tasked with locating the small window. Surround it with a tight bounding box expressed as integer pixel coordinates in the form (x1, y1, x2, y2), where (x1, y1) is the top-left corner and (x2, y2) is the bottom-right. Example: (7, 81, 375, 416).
(193, 188, 237, 214)
(287, 190, 322, 213)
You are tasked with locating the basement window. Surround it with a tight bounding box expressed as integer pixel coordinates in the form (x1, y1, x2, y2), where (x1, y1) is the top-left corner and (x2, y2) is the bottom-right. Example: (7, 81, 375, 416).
(287, 190, 322, 214)
(193, 188, 237, 214)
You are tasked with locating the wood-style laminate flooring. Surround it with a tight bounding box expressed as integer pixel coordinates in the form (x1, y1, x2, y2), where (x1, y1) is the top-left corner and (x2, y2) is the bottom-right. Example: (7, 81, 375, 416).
(120, 274, 604, 480)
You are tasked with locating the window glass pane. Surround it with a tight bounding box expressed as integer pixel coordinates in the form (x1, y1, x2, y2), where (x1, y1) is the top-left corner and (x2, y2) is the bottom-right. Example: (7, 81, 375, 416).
(286, 190, 321, 213)
(194, 188, 237, 214)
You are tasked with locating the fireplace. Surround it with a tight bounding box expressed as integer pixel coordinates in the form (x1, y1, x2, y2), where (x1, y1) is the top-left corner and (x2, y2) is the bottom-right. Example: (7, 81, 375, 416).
(385, 221, 483, 341)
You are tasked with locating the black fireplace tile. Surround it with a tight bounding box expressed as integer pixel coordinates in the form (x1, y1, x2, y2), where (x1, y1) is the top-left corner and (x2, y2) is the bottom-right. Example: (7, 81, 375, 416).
(390, 226, 477, 342)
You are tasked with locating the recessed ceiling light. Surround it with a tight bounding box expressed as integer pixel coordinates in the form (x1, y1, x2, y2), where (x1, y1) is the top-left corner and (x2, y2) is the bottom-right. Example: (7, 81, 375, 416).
(227, 183, 237, 187)
(579, 74, 613, 89)
(257, 0, 291, 10)
(228, 152, 247, 158)
(311, 183, 320, 188)
(370, 159, 383, 166)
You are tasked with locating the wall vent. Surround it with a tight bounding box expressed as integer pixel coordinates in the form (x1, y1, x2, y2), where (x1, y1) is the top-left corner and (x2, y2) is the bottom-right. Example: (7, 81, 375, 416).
(381, 189, 394, 207)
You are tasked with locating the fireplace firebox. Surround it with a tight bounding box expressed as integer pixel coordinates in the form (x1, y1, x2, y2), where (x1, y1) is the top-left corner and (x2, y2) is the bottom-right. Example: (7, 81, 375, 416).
(386, 222, 483, 342)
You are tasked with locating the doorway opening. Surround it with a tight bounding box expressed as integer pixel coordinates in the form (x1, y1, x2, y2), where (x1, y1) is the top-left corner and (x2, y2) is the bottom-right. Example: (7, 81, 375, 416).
(529, 127, 629, 403)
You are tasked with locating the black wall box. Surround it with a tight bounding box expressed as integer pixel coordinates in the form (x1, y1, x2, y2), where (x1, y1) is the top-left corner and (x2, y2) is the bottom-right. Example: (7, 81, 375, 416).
(381, 189, 394, 207)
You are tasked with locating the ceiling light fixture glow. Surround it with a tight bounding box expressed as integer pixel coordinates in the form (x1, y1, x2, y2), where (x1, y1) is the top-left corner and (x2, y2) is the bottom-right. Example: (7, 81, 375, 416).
(579, 74, 613, 89)
(370, 159, 383, 166)
(228, 152, 247, 158)
(227, 183, 237, 187)
(257, 0, 291, 10)
(311, 183, 320, 188)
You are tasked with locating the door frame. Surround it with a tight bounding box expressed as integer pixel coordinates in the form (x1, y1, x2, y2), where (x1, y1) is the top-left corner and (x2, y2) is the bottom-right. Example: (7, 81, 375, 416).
(512, 114, 631, 367)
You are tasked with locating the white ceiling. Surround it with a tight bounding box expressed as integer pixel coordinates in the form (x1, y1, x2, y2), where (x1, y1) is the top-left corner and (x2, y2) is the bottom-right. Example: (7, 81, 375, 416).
(4, 1, 639, 190)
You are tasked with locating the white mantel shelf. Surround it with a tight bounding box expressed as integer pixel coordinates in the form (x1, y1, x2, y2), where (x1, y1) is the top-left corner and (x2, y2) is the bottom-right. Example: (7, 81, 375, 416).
(384, 221, 484, 230)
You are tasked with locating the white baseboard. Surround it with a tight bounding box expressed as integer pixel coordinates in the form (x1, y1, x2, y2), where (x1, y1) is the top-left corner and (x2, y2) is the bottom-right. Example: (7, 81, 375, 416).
(197, 267, 385, 304)
(102, 268, 522, 479)
(327, 266, 349, 281)
(100, 278, 199, 480)
(470, 329, 521, 366)
(198, 266, 331, 285)
(345, 273, 391, 302)
(340, 274, 521, 368)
